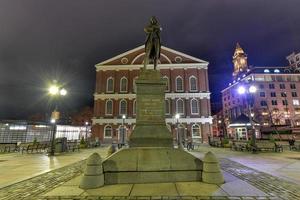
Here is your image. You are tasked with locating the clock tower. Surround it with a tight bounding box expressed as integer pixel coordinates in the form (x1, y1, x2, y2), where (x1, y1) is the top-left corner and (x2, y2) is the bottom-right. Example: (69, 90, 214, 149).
(232, 43, 248, 79)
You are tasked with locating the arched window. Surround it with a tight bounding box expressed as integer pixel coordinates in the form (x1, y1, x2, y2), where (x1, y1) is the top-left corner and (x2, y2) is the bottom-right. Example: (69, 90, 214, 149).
(165, 99, 170, 114)
(120, 77, 128, 93)
(189, 76, 197, 91)
(176, 76, 184, 92)
(133, 100, 136, 115)
(105, 99, 113, 115)
(106, 77, 114, 93)
(192, 124, 201, 138)
(176, 99, 184, 114)
(133, 76, 138, 93)
(190, 98, 199, 114)
(119, 99, 127, 115)
(163, 76, 169, 91)
(104, 125, 113, 138)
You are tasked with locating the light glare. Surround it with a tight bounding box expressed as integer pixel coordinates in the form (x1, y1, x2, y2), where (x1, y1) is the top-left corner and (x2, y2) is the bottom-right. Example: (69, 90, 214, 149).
(49, 85, 59, 95)
(238, 86, 246, 94)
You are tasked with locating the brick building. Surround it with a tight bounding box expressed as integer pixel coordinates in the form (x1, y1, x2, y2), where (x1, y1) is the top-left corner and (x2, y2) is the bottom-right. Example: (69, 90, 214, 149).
(221, 44, 300, 139)
(91, 45, 212, 144)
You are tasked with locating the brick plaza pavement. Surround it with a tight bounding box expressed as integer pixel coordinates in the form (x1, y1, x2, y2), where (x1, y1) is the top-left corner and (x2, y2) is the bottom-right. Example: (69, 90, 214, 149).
(0, 147, 299, 200)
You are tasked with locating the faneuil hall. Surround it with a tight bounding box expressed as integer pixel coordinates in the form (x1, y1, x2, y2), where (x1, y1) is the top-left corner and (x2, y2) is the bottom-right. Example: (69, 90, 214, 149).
(91, 45, 212, 144)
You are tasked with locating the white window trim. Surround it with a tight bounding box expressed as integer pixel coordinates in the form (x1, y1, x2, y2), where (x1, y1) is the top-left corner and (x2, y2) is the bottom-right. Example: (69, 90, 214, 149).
(165, 99, 171, 115)
(163, 76, 170, 92)
(120, 76, 128, 93)
(176, 98, 185, 115)
(104, 125, 113, 138)
(175, 76, 184, 92)
(119, 99, 127, 115)
(106, 77, 114, 93)
(105, 99, 113, 116)
(189, 76, 198, 92)
(191, 124, 201, 138)
(190, 98, 199, 115)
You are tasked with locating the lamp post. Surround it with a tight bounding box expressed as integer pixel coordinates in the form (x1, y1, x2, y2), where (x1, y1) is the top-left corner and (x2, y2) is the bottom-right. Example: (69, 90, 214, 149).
(121, 115, 126, 147)
(175, 113, 182, 148)
(48, 83, 67, 156)
(85, 121, 89, 142)
(238, 83, 257, 152)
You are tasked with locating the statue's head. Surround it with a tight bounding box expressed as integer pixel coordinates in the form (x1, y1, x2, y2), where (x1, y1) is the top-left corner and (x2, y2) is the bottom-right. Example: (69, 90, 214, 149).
(150, 16, 158, 24)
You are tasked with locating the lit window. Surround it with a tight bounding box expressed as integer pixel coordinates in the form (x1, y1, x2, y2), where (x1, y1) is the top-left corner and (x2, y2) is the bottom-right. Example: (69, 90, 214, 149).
(189, 76, 197, 91)
(105, 100, 113, 115)
(264, 69, 270, 73)
(274, 69, 280, 73)
(120, 77, 128, 93)
(176, 76, 184, 92)
(293, 99, 300, 106)
(192, 124, 201, 138)
(176, 99, 184, 114)
(104, 125, 113, 138)
(106, 77, 114, 93)
(190, 99, 199, 114)
(119, 99, 127, 115)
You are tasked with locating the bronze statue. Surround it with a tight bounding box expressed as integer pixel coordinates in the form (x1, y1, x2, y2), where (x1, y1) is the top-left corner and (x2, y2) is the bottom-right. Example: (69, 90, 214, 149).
(144, 16, 162, 70)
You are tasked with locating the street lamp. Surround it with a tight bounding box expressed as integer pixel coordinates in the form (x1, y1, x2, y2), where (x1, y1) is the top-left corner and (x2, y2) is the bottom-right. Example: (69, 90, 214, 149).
(237, 82, 257, 152)
(175, 113, 182, 148)
(85, 121, 89, 142)
(48, 82, 67, 156)
(120, 115, 126, 147)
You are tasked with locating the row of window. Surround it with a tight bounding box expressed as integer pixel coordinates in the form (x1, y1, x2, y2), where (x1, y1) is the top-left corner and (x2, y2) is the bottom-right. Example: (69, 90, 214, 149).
(104, 98, 201, 116)
(260, 99, 300, 106)
(253, 75, 300, 82)
(259, 91, 298, 97)
(105, 76, 200, 93)
(103, 124, 202, 138)
(259, 83, 297, 89)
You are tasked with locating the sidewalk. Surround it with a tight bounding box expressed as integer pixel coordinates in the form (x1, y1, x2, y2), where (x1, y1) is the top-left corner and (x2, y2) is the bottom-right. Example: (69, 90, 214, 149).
(0, 147, 108, 188)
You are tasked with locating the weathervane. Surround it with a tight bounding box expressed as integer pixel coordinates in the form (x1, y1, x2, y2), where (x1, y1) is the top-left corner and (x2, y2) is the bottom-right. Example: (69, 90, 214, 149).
(143, 16, 162, 70)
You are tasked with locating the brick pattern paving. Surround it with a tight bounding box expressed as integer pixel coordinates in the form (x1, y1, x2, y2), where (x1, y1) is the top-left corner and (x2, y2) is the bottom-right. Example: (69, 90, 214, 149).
(0, 157, 299, 200)
(34, 196, 283, 200)
(0, 160, 86, 200)
(220, 158, 300, 200)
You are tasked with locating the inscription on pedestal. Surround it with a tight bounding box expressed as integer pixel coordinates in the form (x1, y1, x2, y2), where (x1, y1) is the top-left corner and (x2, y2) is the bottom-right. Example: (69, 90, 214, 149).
(139, 97, 164, 122)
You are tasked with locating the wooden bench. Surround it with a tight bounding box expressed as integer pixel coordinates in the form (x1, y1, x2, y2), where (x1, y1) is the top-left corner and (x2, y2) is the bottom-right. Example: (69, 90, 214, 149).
(291, 141, 300, 151)
(274, 141, 290, 152)
(252, 141, 276, 152)
(231, 140, 248, 151)
(67, 142, 80, 152)
(210, 138, 222, 147)
(0, 143, 17, 153)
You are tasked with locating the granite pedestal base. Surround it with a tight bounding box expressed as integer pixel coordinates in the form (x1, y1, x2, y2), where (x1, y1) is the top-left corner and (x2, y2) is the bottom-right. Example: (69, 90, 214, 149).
(102, 147, 202, 184)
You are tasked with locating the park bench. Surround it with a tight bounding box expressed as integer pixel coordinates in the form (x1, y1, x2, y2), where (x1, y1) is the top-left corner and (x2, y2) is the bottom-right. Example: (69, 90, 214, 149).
(290, 141, 300, 151)
(0, 143, 17, 152)
(231, 140, 248, 151)
(274, 141, 290, 152)
(252, 141, 276, 152)
(210, 138, 222, 147)
(67, 142, 80, 152)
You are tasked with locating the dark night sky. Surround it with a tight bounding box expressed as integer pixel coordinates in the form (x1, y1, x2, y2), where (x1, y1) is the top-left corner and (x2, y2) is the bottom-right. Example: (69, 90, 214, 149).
(1, 0, 300, 120)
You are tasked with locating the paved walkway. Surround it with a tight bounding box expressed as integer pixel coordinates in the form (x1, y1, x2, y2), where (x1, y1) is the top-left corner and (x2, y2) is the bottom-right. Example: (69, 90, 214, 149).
(0, 147, 108, 188)
(0, 146, 299, 200)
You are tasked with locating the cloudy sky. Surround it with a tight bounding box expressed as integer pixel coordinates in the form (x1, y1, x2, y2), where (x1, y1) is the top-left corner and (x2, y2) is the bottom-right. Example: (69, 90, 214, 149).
(0, 0, 300, 119)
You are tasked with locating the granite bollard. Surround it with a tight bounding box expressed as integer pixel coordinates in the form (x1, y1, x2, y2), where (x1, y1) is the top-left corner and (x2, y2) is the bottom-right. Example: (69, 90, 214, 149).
(202, 151, 224, 184)
(79, 153, 104, 189)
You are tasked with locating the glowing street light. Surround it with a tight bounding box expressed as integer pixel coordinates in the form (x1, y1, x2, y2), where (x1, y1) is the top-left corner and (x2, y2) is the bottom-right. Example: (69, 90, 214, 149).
(237, 86, 246, 94)
(48, 82, 68, 156)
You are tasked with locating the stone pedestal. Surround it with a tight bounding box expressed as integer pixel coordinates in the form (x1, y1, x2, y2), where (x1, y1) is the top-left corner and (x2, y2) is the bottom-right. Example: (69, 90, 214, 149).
(102, 69, 203, 184)
(79, 153, 104, 189)
(102, 147, 202, 184)
(129, 69, 173, 147)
